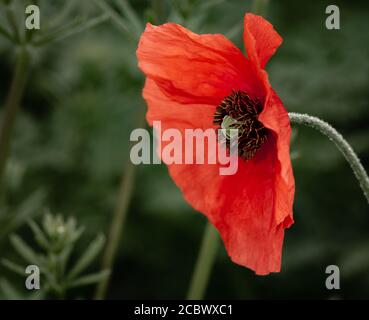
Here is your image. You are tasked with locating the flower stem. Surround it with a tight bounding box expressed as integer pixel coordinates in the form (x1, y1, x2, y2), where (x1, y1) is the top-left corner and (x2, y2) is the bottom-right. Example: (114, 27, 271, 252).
(186, 223, 219, 300)
(94, 158, 137, 300)
(289, 112, 369, 204)
(94, 0, 158, 300)
(0, 47, 30, 189)
(93, 108, 146, 299)
(186, 0, 269, 301)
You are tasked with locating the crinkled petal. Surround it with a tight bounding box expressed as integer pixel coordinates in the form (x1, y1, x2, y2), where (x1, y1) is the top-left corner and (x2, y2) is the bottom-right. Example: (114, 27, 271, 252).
(143, 79, 294, 275)
(243, 13, 283, 68)
(259, 90, 295, 227)
(243, 13, 294, 227)
(138, 22, 263, 105)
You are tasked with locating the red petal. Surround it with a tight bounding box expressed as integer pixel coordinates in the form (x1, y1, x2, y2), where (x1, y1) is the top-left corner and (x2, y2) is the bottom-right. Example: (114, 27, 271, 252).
(243, 13, 293, 229)
(137, 23, 262, 105)
(143, 79, 295, 275)
(243, 13, 283, 69)
(259, 90, 295, 227)
(144, 79, 216, 128)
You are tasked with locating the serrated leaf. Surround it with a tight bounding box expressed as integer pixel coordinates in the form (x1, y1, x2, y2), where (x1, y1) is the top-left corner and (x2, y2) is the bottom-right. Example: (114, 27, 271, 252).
(10, 234, 40, 265)
(68, 270, 110, 288)
(67, 234, 105, 280)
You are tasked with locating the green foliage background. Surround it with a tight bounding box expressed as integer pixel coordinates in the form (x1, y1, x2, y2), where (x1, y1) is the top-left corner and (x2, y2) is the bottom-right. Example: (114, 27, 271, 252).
(0, 0, 368, 299)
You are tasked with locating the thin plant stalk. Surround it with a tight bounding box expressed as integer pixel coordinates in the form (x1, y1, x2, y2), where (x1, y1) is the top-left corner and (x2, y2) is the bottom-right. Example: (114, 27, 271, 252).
(289, 112, 369, 203)
(94, 0, 157, 300)
(94, 105, 147, 300)
(0, 47, 30, 188)
(93, 0, 134, 41)
(186, 223, 219, 300)
(94, 155, 138, 299)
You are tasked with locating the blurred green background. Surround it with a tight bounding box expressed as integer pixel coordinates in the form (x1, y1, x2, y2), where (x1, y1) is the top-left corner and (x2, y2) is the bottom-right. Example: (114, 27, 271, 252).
(0, 0, 368, 299)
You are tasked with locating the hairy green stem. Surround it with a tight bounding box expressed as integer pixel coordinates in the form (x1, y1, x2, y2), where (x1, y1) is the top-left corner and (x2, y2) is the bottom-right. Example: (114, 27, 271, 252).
(289, 112, 369, 203)
(186, 223, 219, 300)
(0, 48, 30, 189)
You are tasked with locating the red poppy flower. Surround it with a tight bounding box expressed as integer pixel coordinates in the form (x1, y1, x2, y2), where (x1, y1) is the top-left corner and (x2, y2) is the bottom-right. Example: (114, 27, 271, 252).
(137, 13, 295, 275)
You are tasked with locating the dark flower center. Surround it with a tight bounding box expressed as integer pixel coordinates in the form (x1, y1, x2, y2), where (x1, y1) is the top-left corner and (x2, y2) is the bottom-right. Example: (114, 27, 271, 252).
(213, 90, 269, 160)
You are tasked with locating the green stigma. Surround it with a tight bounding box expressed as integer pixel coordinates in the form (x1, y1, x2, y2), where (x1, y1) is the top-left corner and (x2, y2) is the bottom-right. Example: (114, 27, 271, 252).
(220, 115, 239, 140)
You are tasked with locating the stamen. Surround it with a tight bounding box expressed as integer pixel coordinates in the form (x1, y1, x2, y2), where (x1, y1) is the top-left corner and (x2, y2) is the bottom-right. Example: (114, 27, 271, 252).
(214, 90, 269, 160)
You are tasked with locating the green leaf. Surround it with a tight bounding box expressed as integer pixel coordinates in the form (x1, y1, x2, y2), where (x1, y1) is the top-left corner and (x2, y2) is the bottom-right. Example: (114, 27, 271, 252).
(67, 234, 105, 280)
(10, 234, 40, 265)
(0, 190, 45, 239)
(0, 23, 13, 42)
(33, 14, 109, 46)
(68, 270, 110, 288)
(13, 189, 45, 225)
(70, 226, 85, 244)
(28, 220, 50, 250)
(94, 0, 136, 42)
(115, 0, 143, 36)
(48, 1, 79, 29)
(59, 245, 73, 276)
(2, 259, 25, 276)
